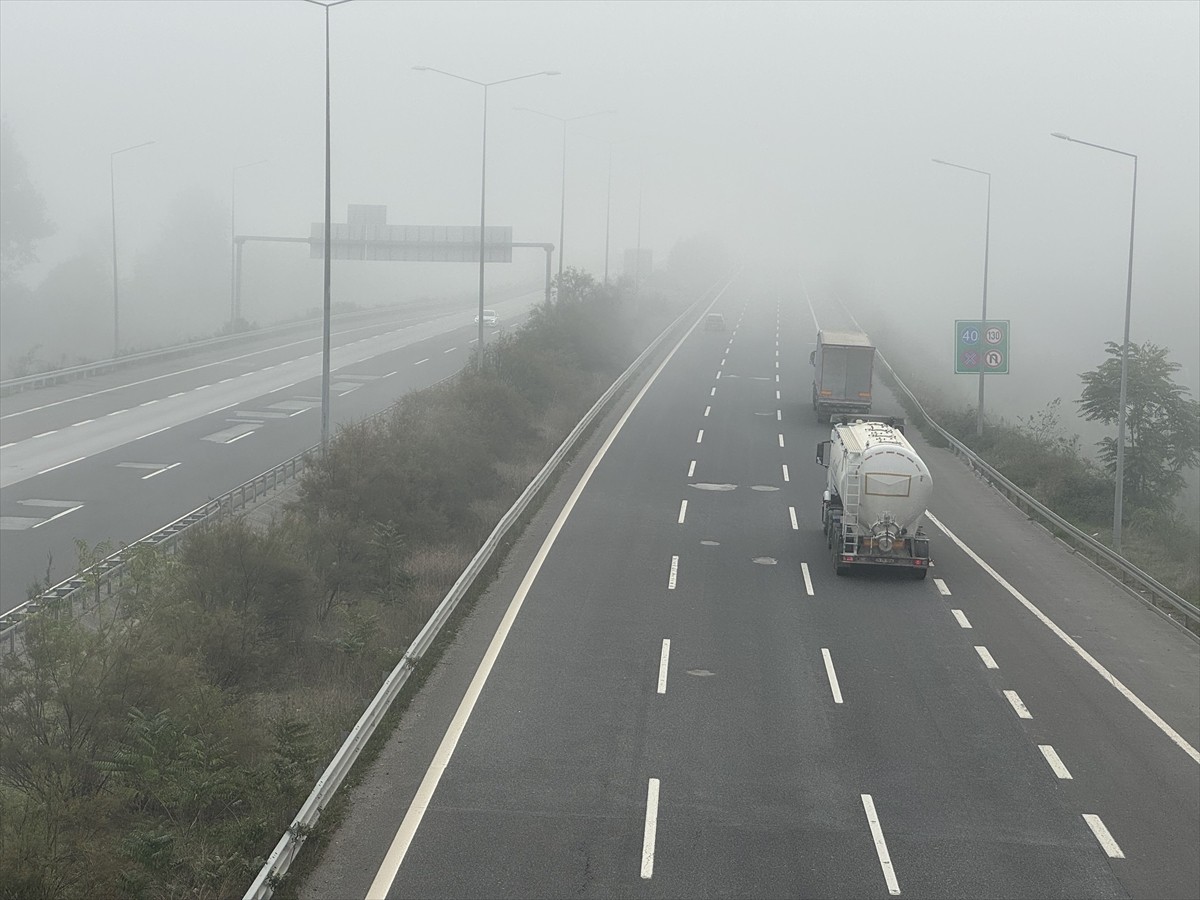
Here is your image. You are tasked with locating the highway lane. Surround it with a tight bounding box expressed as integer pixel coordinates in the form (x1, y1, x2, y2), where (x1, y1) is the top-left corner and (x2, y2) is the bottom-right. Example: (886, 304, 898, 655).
(0, 295, 536, 615)
(300, 285, 1197, 899)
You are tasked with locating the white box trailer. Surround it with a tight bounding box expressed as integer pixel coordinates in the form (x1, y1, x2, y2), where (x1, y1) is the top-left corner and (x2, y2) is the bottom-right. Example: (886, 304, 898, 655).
(815, 416, 932, 578)
(810, 330, 875, 423)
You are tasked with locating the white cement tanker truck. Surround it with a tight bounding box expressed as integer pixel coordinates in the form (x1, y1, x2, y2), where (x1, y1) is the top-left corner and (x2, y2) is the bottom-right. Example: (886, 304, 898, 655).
(815, 416, 932, 578)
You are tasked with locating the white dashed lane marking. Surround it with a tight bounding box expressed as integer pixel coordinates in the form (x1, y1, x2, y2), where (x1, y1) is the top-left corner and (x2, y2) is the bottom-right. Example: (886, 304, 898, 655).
(861, 794, 901, 895)
(641, 778, 661, 878)
(1004, 690, 1033, 719)
(974, 646, 999, 669)
(1038, 745, 1073, 779)
(656, 640, 671, 694)
(822, 649, 843, 703)
(1083, 814, 1124, 859)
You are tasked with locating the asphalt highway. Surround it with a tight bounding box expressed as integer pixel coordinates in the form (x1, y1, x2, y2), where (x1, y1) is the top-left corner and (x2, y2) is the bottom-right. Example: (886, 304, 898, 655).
(0, 295, 536, 615)
(301, 283, 1199, 899)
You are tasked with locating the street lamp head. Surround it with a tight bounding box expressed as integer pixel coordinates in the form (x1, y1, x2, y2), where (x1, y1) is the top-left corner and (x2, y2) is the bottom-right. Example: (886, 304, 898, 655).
(412, 65, 429, 71)
(1051, 132, 1071, 141)
(932, 158, 946, 165)
(544, 70, 562, 76)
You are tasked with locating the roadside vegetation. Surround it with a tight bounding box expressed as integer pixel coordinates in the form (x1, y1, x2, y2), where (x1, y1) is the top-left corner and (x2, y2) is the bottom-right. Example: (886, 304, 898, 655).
(0, 268, 692, 899)
(875, 339, 1200, 606)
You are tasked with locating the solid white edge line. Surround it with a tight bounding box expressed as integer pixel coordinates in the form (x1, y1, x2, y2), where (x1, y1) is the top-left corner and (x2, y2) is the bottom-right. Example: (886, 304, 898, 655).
(363, 289, 731, 899)
(1004, 689, 1033, 719)
(821, 648, 843, 703)
(0, 442, 14, 449)
(1082, 814, 1125, 858)
(657, 640, 670, 694)
(225, 431, 254, 444)
(801, 562, 814, 596)
(974, 646, 999, 669)
(789, 506, 799, 530)
(668, 555, 679, 590)
(861, 794, 901, 895)
(951, 609, 972, 629)
(933, 577, 951, 595)
(137, 426, 170, 441)
(926, 510, 1200, 764)
(678, 500, 687, 525)
(641, 778, 661, 878)
(1038, 744, 1073, 779)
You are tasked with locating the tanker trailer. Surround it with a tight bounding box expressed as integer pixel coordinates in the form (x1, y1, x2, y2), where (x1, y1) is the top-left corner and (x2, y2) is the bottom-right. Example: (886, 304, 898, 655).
(815, 417, 932, 578)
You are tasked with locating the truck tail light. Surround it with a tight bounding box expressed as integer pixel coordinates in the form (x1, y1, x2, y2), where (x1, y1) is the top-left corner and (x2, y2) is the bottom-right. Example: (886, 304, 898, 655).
(842, 555, 854, 562)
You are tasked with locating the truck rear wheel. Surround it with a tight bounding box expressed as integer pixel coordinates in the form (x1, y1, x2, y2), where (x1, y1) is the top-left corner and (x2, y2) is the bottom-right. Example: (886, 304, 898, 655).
(911, 569, 928, 580)
(835, 564, 850, 577)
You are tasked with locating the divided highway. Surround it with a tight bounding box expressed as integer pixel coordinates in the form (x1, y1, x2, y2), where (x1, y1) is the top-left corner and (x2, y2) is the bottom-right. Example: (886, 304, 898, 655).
(301, 286, 1199, 899)
(0, 296, 535, 616)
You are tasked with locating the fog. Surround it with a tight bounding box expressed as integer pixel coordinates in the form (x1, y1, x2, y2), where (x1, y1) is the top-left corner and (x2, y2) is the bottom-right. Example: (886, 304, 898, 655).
(1, 1, 1197, 429)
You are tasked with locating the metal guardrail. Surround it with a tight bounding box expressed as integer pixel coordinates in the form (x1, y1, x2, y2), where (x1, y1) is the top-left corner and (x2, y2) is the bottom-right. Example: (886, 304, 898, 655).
(0, 450, 312, 651)
(874, 350, 1200, 633)
(1, 319, 325, 393)
(0, 299, 484, 394)
(241, 279, 732, 900)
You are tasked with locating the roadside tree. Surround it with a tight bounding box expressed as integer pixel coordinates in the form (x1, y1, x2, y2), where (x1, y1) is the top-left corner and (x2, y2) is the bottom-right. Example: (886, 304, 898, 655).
(1078, 341, 1200, 514)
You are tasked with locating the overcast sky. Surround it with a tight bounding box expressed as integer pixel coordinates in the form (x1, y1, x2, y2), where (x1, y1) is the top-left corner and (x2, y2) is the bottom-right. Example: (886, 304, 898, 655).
(1, 0, 1197, 419)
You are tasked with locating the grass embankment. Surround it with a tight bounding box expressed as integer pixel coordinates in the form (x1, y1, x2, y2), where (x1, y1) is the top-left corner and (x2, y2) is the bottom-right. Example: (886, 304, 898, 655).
(0, 272, 690, 899)
(874, 347, 1199, 607)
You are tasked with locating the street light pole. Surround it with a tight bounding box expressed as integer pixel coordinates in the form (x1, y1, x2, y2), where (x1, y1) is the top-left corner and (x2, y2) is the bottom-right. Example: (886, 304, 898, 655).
(514, 106, 616, 288)
(932, 158, 992, 437)
(414, 66, 559, 360)
(303, 0, 352, 454)
(603, 142, 612, 287)
(1052, 132, 1138, 553)
(110, 140, 155, 358)
(230, 159, 267, 331)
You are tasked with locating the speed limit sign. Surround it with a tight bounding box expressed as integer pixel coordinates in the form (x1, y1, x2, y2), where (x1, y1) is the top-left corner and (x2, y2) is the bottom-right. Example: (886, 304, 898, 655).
(955, 320, 1010, 374)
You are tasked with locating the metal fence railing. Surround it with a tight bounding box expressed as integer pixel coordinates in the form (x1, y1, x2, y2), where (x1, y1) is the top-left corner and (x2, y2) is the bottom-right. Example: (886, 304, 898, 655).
(874, 350, 1199, 635)
(241, 278, 733, 900)
(0, 301, 473, 394)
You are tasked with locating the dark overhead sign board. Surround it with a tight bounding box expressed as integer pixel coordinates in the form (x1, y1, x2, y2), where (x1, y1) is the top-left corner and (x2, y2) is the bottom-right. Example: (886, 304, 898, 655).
(309, 224, 514, 262)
